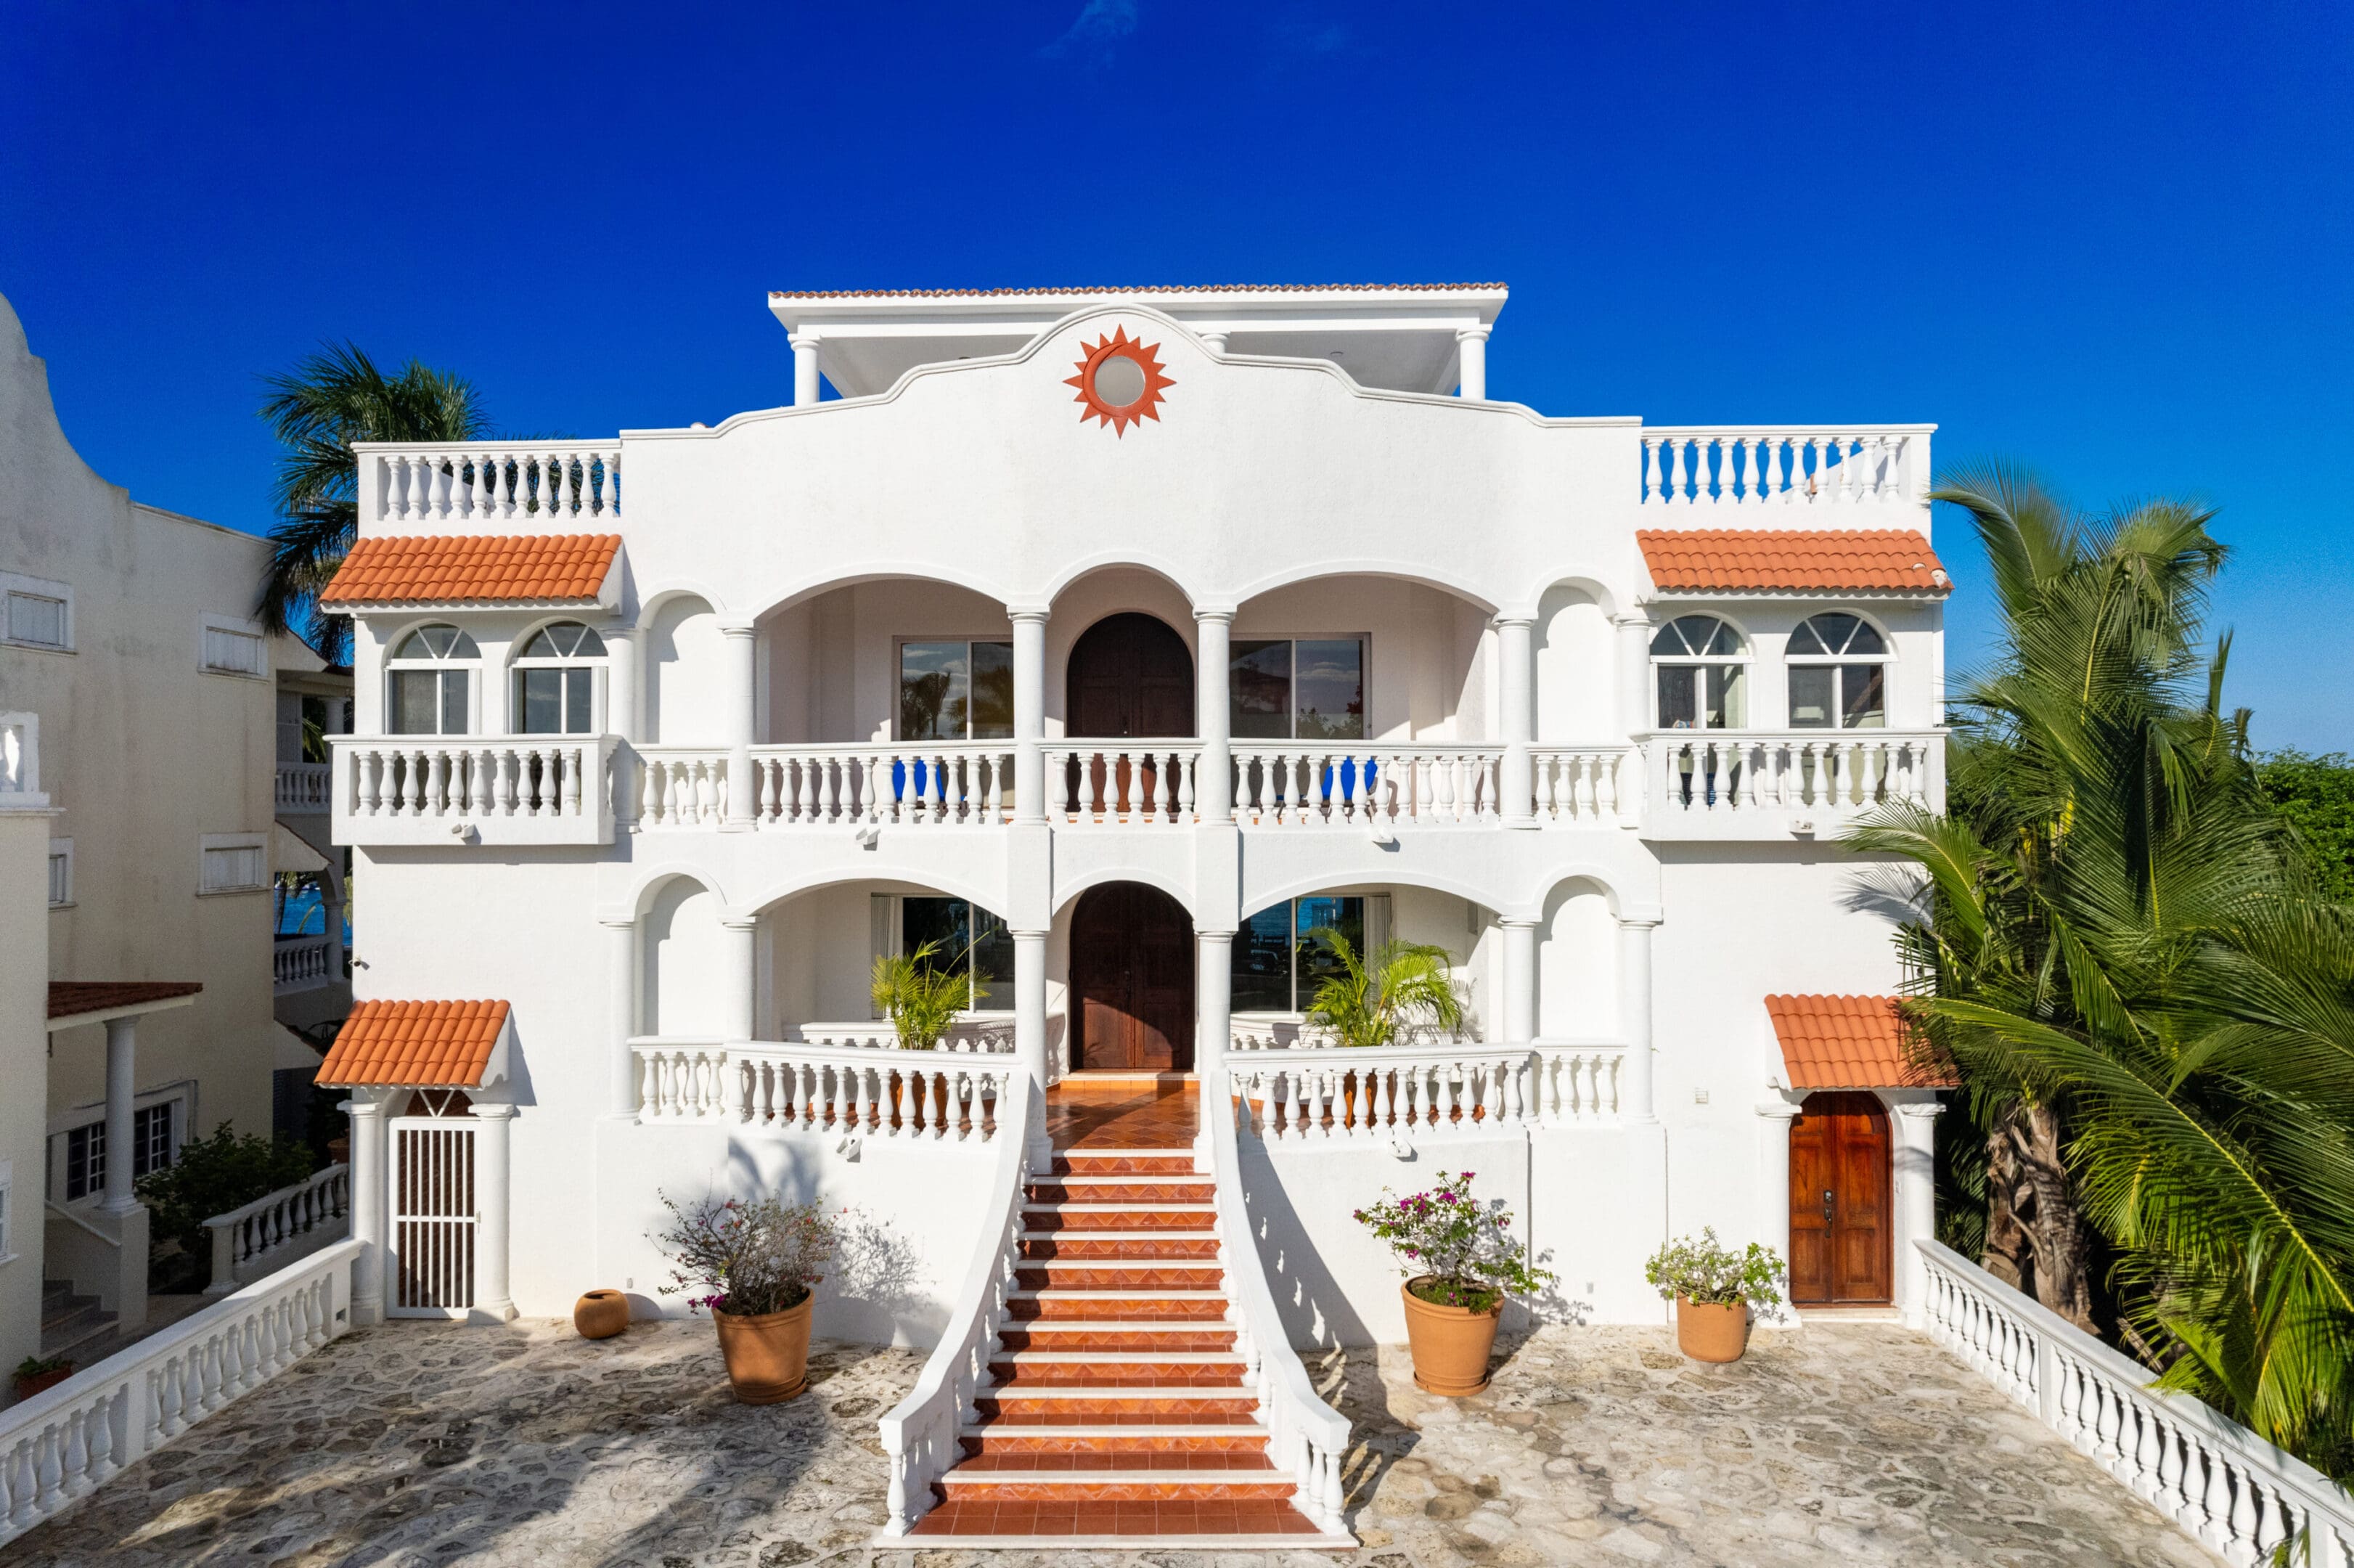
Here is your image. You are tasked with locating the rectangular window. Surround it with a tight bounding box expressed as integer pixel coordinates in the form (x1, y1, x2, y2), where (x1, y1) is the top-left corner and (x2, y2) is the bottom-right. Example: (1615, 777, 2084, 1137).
(133, 1103, 174, 1178)
(516, 668, 594, 734)
(1658, 665, 1745, 730)
(64, 1122, 102, 1202)
(1231, 895, 1377, 1013)
(390, 669, 469, 735)
(1, 572, 72, 650)
(200, 616, 266, 677)
(202, 838, 268, 893)
(1790, 666, 1884, 730)
(896, 896, 1012, 1011)
(898, 641, 1014, 740)
(1230, 639, 1365, 740)
(47, 839, 72, 907)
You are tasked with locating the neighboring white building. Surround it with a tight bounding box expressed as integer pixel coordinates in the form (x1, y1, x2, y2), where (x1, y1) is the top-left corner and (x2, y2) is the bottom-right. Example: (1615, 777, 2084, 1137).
(0, 292, 352, 1365)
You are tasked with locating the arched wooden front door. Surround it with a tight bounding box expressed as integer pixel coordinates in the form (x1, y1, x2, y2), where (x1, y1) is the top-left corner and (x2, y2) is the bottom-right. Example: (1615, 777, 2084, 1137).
(1069, 882, 1195, 1073)
(1788, 1091, 1892, 1304)
(1065, 613, 1194, 814)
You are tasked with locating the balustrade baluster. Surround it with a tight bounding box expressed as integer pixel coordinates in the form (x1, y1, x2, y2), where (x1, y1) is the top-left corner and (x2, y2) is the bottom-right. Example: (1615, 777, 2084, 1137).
(1153, 750, 1173, 820)
(1640, 437, 1658, 501)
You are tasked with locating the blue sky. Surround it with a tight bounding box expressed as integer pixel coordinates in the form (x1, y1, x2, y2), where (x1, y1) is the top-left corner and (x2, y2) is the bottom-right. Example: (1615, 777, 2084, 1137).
(4, 1, 2348, 748)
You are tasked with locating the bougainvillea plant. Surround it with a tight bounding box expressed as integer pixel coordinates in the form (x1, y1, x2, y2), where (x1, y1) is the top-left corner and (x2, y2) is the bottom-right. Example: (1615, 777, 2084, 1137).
(1352, 1169, 1556, 1312)
(652, 1192, 841, 1318)
(1643, 1228, 1785, 1308)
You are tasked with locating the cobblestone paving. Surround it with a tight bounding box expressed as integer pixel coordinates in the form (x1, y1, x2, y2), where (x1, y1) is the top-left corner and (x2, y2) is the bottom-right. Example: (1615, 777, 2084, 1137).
(9, 1318, 2219, 1568)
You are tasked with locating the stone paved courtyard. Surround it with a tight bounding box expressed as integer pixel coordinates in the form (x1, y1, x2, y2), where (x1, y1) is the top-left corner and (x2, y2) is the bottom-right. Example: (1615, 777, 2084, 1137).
(7, 1318, 2219, 1568)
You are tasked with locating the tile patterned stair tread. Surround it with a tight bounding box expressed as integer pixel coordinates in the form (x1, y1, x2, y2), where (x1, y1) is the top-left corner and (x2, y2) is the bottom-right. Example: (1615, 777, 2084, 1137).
(907, 1501, 1328, 1538)
(949, 1450, 1280, 1472)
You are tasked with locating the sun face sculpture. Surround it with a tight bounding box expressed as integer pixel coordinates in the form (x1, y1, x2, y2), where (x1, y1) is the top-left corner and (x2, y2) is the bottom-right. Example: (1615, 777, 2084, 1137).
(1066, 326, 1173, 436)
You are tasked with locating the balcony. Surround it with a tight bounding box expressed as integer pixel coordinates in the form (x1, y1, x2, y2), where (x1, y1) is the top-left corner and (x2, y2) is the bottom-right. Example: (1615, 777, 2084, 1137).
(272, 934, 338, 995)
(275, 761, 332, 814)
(1635, 729, 1943, 840)
(1638, 425, 1932, 511)
(332, 735, 619, 846)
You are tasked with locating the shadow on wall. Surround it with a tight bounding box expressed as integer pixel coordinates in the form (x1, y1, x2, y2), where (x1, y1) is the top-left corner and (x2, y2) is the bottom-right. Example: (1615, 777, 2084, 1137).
(1239, 1146, 1369, 1351)
(824, 1206, 942, 1347)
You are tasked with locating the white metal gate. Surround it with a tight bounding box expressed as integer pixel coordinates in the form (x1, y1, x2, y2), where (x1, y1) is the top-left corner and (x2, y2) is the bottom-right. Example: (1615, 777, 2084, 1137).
(388, 1116, 477, 1318)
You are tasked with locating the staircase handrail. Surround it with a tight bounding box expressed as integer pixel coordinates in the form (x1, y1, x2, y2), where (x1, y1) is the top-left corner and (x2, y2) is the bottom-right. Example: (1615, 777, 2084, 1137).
(875, 1074, 1033, 1536)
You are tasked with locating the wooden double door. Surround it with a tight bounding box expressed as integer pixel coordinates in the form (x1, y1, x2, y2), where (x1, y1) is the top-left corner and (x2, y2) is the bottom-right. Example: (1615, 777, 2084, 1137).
(1069, 882, 1194, 1072)
(1788, 1091, 1893, 1304)
(1066, 613, 1194, 814)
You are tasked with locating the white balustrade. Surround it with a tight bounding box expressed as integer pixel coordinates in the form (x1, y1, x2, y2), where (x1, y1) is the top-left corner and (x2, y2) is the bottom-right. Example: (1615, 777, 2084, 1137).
(1918, 1241, 2353, 1568)
(1201, 1075, 1352, 1538)
(1231, 743, 1503, 827)
(1230, 1015, 1336, 1053)
(1639, 426, 1929, 507)
(1231, 1043, 1538, 1143)
(203, 1165, 350, 1293)
(791, 1018, 1017, 1054)
(634, 746, 729, 827)
(632, 1038, 1018, 1143)
(0, 1241, 358, 1548)
(359, 443, 621, 525)
(756, 743, 1013, 827)
(1529, 746, 1638, 826)
(335, 735, 616, 845)
(274, 761, 331, 813)
(879, 1077, 1033, 1535)
(271, 935, 337, 995)
(1646, 730, 1940, 817)
(1530, 1042, 1625, 1124)
(1048, 742, 1201, 824)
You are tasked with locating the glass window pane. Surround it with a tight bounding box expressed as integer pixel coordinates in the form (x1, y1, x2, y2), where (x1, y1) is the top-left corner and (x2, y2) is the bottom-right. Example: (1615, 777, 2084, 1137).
(421, 625, 457, 658)
(522, 629, 557, 658)
(391, 671, 438, 733)
(9, 592, 66, 645)
(1709, 665, 1746, 728)
(1230, 641, 1291, 740)
(572, 626, 606, 657)
(969, 906, 1013, 1011)
(1231, 903, 1294, 1013)
(1657, 666, 1698, 729)
(1788, 618, 1827, 656)
(1295, 897, 1365, 1012)
(970, 641, 1014, 739)
(1294, 640, 1364, 740)
(1704, 620, 1743, 657)
(899, 642, 969, 741)
(447, 629, 480, 658)
(393, 630, 429, 660)
(1841, 664, 1886, 728)
(565, 668, 592, 733)
(1789, 665, 1834, 727)
(518, 669, 560, 733)
(901, 897, 971, 979)
(1649, 622, 1688, 656)
(441, 670, 469, 735)
(1844, 621, 1884, 656)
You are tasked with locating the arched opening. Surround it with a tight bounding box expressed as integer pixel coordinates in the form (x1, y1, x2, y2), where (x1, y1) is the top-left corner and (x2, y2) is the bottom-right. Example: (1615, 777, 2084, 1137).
(1065, 612, 1194, 738)
(1068, 881, 1194, 1074)
(1789, 1091, 1893, 1305)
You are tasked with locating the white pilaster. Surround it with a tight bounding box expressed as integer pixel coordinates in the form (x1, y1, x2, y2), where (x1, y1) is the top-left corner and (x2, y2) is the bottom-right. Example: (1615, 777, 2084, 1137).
(602, 620, 639, 745)
(1499, 918, 1537, 1043)
(720, 622, 757, 828)
(602, 914, 639, 1116)
(1755, 1098, 1803, 1326)
(347, 1093, 389, 1324)
(1892, 1098, 1944, 1327)
(102, 1016, 139, 1216)
(1614, 612, 1655, 828)
(1194, 609, 1233, 821)
(1010, 609, 1048, 825)
(1196, 930, 1233, 1074)
(719, 915, 758, 1039)
(1455, 327, 1490, 399)
(470, 1103, 519, 1323)
(1617, 915, 1661, 1123)
(790, 332, 822, 407)
(1496, 616, 1534, 827)
(1013, 928, 1051, 1167)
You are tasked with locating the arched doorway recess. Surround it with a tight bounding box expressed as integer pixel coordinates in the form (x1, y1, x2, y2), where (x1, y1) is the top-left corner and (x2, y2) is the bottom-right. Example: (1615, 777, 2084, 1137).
(1068, 882, 1194, 1073)
(1788, 1091, 1893, 1304)
(1065, 612, 1194, 815)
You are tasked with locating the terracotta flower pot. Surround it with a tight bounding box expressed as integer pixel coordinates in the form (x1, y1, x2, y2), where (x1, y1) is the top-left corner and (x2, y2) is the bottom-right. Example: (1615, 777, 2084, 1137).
(1401, 1277, 1503, 1395)
(13, 1365, 73, 1401)
(573, 1289, 631, 1340)
(711, 1292, 814, 1403)
(1675, 1296, 1749, 1363)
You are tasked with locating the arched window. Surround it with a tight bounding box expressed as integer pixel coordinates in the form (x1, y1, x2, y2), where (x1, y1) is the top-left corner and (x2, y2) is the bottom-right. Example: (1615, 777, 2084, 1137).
(512, 621, 605, 735)
(1650, 616, 1747, 730)
(1786, 613, 1887, 730)
(387, 624, 478, 735)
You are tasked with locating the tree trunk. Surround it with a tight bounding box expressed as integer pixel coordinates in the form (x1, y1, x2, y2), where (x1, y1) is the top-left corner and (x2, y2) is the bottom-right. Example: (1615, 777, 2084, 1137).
(1979, 1099, 2097, 1334)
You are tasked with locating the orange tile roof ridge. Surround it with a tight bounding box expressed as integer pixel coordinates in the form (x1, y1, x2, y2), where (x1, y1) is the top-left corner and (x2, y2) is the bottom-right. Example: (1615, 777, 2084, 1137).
(1765, 993, 1956, 1090)
(769, 282, 1507, 300)
(1638, 528, 1950, 594)
(319, 534, 621, 606)
(316, 999, 512, 1087)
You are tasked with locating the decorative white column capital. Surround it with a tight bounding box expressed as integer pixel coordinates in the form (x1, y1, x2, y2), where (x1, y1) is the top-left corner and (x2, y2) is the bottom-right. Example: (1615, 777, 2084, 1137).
(1193, 605, 1237, 625)
(719, 621, 758, 641)
(469, 1102, 518, 1122)
(1616, 913, 1664, 931)
(1492, 612, 1537, 631)
(596, 912, 637, 930)
(1614, 611, 1656, 632)
(786, 330, 821, 352)
(1496, 915, 1539, 929)
(1455, 326, 1492, 345)
(1007, 605, 1051, 624)
(1894, 1100, 1946, 1122)
(719, 913, 761, 933)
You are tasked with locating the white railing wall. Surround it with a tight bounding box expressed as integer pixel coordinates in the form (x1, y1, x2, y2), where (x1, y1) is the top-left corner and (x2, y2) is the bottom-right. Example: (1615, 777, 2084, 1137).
(1646, 730, 1940, 817)
(272, 935, 337, 995)
(1203, 1074, 1352, 1537)
(1530, 746, 1638, 826)
(0, 1241, 358, 1548)
(1918, 1240, 2353, 1568)
(1050, 743, 1200, 823)
(792, 1018, 1016, 1054)
(274, 761, 331, 813)
(203, 1164, 351, 1294)
(878, 1079, 1033, 1535)
(1228, 1040, 1624, 1135)
(359, 443, 621, 526)
(1640, 426, 1930, 507)
(632, 1039, 1018, 1143)
(1231, 744, 1505, 828)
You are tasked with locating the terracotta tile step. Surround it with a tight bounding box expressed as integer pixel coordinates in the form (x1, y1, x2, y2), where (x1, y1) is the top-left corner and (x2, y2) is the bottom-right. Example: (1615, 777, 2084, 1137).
(1008, 1294, 1231, 1321)
(1048, 1156, 1198, 1176)
(976, 1393, 1261, 1419)
(907, 1499, 1325, 1538)
(1019, 1235, 1222, 1261)
(938, 1474, 1301, 1502)
(1026, 1183, 1214, 1203)
(997, 1326, 1238, 1353)
(949, 1450, 1279, 1472)
(1021, 1207, 1217, 1231)
(990, 1367, 1247, 1389)
(1016, 1267, 1226, 1290)
(960, 1427, 1272, 1457)
(994, 1351, 1244, 1373)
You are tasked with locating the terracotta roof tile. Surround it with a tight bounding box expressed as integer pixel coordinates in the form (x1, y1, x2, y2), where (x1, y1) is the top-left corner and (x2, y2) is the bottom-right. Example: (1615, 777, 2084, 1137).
(1638, 530, 1950, 594)
(1766, 994, 1957, 1091)
(319, 535, 620, 606)
(47, 981, 203, 1021)
(769, 282, 1506, 299)
(317, 1000, 510, 1087)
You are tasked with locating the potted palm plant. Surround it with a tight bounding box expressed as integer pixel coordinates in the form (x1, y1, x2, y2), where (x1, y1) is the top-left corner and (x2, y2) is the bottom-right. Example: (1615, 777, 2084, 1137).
(870, 939, 981, 1050)
(1643, 1228, 1785, 1363)
(1302, 928, 1463, 1049)
(654, 1192, 841, 1402)
(1354, 1170, 1555, 1395)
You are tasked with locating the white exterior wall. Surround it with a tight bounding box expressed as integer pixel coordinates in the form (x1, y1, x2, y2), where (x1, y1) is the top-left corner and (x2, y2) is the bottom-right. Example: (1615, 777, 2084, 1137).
(0, 805, 52, 1372)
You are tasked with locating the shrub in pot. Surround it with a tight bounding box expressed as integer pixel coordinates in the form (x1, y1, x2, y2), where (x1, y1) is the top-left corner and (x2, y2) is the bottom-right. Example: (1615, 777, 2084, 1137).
(12, 1355, 74, 1401)
(654, 1192, 841, 1402)
(1643, 1228, 1785, 1363)
(870, 940, 984, 1050)
(1354, 1170, 1556, 1395)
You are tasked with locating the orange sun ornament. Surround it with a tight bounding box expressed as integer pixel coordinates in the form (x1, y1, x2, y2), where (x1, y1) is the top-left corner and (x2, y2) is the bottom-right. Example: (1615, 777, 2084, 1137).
(1066, 326, 1174, 436)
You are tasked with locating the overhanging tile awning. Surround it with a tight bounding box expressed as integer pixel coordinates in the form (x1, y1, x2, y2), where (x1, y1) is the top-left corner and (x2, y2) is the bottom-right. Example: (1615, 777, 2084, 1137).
(319, 534, 621, 607)
(1766, 993, 1956, 1091)
(1639, 529, 1949, 595)
(46, 981, 203, 1032)
(317, 999, 512, 1088)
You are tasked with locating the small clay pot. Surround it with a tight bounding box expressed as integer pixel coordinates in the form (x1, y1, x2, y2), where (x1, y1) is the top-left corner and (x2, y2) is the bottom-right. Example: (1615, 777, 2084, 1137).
(573, 1289, 631, 1340)
(1675, 1296, 1749, 1363)
(712, 1293, 815, 1403)
(1400, 1277, 1503, 1396)
(12, 1365, 74, 1401)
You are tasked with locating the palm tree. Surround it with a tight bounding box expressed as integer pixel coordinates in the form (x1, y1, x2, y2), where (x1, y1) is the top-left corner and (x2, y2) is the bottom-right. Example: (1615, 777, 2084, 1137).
(256, 342, 488, 661)
(1301, 928, 1463, 1050)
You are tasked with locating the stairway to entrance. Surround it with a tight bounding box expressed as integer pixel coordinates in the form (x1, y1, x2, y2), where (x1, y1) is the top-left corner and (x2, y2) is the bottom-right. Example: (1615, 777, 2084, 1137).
(40, 1278, 115, 1362)
(908, 1080, 1336, 1544)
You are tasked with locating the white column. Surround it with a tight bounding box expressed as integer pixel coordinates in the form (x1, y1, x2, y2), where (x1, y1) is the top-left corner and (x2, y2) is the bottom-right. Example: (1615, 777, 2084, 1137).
(470, 1103, 518, 1322)
(1617, 916, 1659, 1122)
(1754, 1100, 1802, 1324)
(1499, 918, 1537, 1044)
(1496, 615, 1534, 827)
(347, 1094, 388, 1324)
(1013, 928, 1050, 1167)
(721, 622, 756, 828)
(602, 914, 639, 1116)
(1455, 327, 1490, 399)
(1614, 612, 1654, 828)
(1196, 931, 1232, 1074)
(602, 621, 639, 743)
(1010, 609, 1048, 825)
(102, 1016, 139, 1214)
(1194, 609, 1233, 820)
(790, 332, 822, 407)
(719, 915, 758, 1040)
(1893, 1099, 1944, 1327)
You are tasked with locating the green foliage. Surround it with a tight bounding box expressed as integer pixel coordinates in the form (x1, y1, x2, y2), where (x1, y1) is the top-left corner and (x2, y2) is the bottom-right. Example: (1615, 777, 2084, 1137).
(651, 1191, 841, 1317)
(1301, 927, 1463, 1050)
(15, 1355, 73, 1379)
(256, 341, 489, 661)
(1352, 1169, 1556, 1311)
(1643, 1228, 1785, 1308)
(2258, 750, 2354, 903)
(870, 939, 980, 1050)
(136, 1124, 316, 1286)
